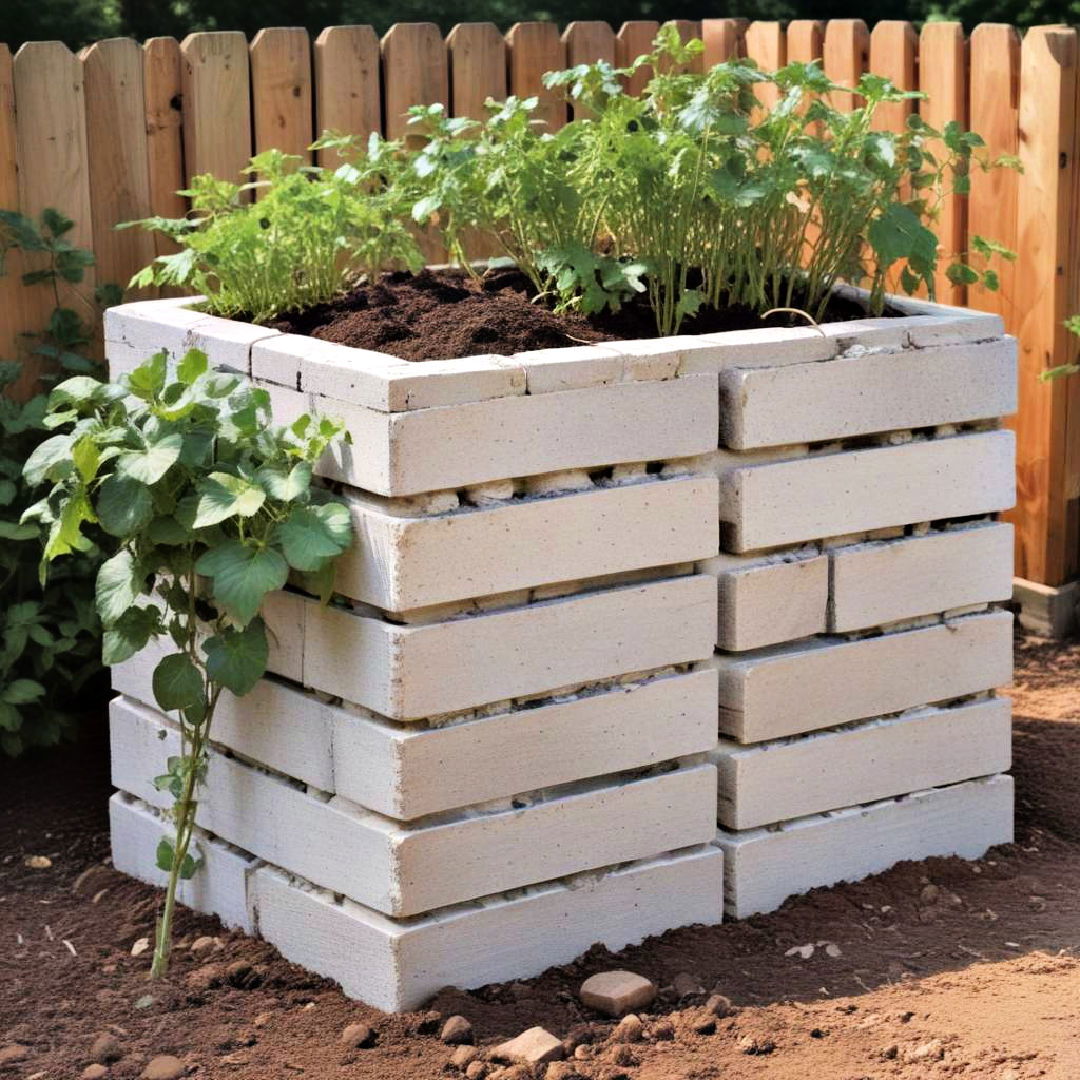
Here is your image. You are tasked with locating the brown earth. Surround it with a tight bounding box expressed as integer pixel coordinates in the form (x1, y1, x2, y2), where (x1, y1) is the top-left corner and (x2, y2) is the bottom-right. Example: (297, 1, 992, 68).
(267, 268, 875, 361)
(2, 633, 1079, 1079)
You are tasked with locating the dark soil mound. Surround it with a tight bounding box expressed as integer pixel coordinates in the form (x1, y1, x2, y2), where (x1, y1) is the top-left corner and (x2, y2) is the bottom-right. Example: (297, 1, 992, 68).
(268, 267, 876, 362)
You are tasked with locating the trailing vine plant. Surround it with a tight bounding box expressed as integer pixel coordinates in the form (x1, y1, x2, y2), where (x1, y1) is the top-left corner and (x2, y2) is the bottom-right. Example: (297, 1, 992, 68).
(25, 349, 352, 976)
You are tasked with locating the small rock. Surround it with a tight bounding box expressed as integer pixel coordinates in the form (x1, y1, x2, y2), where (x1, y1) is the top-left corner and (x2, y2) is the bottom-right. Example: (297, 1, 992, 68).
(609, 1015, 643, 1044)
(186, 963, 225, 992)
(545, 1065, 582, 1080)
(574, 1045, 593, 1060)
(416, 1010, 442, 1036)
(607, 1044, 637, 1066)
(0, 1046, 29, 1065)
(465, 1063, 488, 1080)
(189, 937, 217, 957)
(651, 1020, 675, 1041)
(491, 1027, 564, 1065)
(90, 1033, 122, 1064)
(737, 1035, 775, 1055)
(672, 971, 703, 999)
(340, 1023, 377, 1049)
(920, 883, 941, 905)
(24, 855, 52, 869)
(579, 971, 656, 1018)
(130, 938, 150, 957)
(693, 1017, 717, 1036)
(785, 943, 814, 960)
(81, 1066, 109, 1080)
(809, 1027, 827, 1038)
(225, 960, 261, 989)
(440, 1016, 474, 1046)
(905, 1039, 944, 1063)
(141, 1056, 186, 1080)
(881, 1044, 899, 1060)
(704, 994, 733, 1018)
(449, 1045, 480, 1070)
(252, 1013, 272, 1029)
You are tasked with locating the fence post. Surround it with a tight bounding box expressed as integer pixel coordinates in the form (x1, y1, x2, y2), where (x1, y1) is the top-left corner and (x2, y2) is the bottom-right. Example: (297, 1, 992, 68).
(251, 28, 313, 164)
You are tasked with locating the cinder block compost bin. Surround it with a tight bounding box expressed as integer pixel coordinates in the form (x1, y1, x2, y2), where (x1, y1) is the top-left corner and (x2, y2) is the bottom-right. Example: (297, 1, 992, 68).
(104, 289, 1017, 1009)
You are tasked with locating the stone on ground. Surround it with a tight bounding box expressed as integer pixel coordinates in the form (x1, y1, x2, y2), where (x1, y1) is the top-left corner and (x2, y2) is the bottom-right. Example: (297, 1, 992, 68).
(89, 1032, 122, 1063)
(81, 1066, 109, 1080)
(440, 1015, 474, 1045)
(579, 970, 657, 1017)
(340, 1022, 377, 1049)
(141, 1056, 186, 1080)
(491, 1026, 564, 1065)
(0, 1046, 28, 1065)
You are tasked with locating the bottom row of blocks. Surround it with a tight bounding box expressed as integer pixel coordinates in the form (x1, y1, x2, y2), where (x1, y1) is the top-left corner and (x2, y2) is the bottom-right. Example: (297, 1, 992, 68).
(111, 772, 1014, 1011)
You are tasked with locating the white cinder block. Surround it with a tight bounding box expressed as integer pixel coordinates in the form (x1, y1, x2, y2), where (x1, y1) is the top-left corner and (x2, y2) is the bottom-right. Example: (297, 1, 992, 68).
(338, 477, 718, 611)
(713, 610, 1013, 743)
(304, 575, 717, 720)
(110, 697, 717, 917)
(830, 523, 1014, 631)
(713, 696, 1012, 829)
(719, 430, 1016, 551)
(109, 793, 256, 933)
(251, 845, 723, 1012)
(719, 338, 1017, 449)
(717, 774, 1014, 918)
(676, 326, 837, 372)
(514, 344, 625, 393)
(335, 669, 718, 819)
(708, 551, 828, 651)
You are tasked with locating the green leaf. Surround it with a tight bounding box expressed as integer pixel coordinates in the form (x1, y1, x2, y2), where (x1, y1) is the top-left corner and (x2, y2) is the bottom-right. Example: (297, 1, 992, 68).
(0, 521, 39, 541)
(256, 461, 312, 502)
(152, 652, 205, 713)
(71, 436, 100, 484)
(115, 432, 183, 484)
(145, 516, 191, 545)
(867, 202, 938, 270)
(193, 472, 266, 528)
(23, 434, 73, 486)
(97, 475, 154, 537)
(96, 550, 143, 625)
(2, 679, 44, 705)
(102, 604, 162, 665)
(203, 617, 269, 696)
(155, 836, 175, 872)
(195, 542, 288, 624)
(275, 502, 353, 571)
(176, 348, 209, 385)
(125, 351, 168, 401)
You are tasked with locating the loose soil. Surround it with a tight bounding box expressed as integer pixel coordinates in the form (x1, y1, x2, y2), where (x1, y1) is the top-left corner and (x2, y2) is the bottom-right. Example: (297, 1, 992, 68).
(3, 633, 1079, 1079)
(267, 268, 876, 362)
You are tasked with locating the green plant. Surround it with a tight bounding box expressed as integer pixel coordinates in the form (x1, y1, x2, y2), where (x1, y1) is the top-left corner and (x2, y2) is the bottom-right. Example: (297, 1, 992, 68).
(125, 147, 424, 322)
(0, 209, 119, 755)
(26, 349, 352, 975)
(1040, 315, 1080, 381)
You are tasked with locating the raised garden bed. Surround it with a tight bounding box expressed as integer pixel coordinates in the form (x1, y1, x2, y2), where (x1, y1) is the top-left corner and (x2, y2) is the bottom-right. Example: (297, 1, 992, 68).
(102, 283, 1017, 1010)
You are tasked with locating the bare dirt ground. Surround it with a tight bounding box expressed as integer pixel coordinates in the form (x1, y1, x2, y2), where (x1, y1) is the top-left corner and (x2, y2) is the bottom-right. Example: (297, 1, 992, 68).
(2, 633, 1079, 1079)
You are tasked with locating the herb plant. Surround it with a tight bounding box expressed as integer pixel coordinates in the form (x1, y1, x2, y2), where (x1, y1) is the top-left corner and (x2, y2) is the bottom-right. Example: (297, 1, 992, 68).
(0, 209, 120, 755)
(26, 349, 352, 975)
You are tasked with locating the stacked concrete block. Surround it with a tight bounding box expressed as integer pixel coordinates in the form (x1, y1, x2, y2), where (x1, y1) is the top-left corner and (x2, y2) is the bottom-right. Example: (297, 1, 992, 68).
(105, 290, 1017, 1005)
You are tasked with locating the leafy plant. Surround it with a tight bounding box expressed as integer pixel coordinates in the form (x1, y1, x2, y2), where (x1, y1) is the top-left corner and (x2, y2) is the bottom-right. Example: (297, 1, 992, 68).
(26, 349, 352, 975)
(0, 209, 120, 755)
(1040, 315, 1080, 381)
(124, 148, 424, 322)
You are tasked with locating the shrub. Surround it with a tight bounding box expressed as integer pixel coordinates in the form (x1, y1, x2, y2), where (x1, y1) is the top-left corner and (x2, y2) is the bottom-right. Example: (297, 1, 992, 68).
(28, 347, 351, 973)
(0, 209, 118, 756)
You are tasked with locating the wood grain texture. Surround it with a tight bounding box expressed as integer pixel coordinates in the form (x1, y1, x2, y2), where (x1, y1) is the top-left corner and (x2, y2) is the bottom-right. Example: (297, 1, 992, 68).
(447, 22, 506, 119)
(12, 41, 95, 374)
(919, 21, 968, 306)
(142, 38, 185, 264)
(313, 25, 381, 164)
(381, 23, 448, 142)
(868, 21, 917, 133)
(180, 32, 252, 185)
(81, 38, 155, 296)
(616, 21, 658, 96)
(562, 22, 615, 119)
(786, 20, 824, 64)
(250, 27, 313, 162)
(744, 22, 784, 110)
(701, 18, 745, 66)
(822, 19, 868, 111)
(0, 45, 27, 378)
(1011, 26, 1080, 584)
(506, 22, 565, 132)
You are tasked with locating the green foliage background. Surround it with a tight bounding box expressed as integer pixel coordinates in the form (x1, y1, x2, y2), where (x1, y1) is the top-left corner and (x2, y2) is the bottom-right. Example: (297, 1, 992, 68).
(5, 0, 1079, 53)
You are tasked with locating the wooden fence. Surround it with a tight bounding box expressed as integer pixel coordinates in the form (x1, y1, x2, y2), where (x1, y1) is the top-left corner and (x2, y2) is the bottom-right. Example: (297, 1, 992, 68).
(1, 19, 1079, 590)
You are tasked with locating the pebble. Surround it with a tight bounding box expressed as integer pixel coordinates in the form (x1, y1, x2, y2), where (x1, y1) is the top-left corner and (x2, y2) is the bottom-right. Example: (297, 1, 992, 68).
(692, 1018, 717, 1036)
(609, 1014, 644, 1044)
(464, 1062, 488, 1080)
(130, 938, 150, 957)
(491, 1026, 564, 1065)
(449, 1045, 480, 1069)
(141, 1056, 186, 1080)
(920, 883, 942, 905)
(225, 960, 261, 989)
(607, 1044, 637, 1066)
(440, 1015, 474, 1046)
(415, 1010, 442, 1036)
(651, 1020, 675, 1041)
(186, 964, 225, 992)
(89, 1033, 122, 1064)
(905, 1038, 944, 1063)
(737, 1035, 775, 1055)
(705, 994, 733, 1018)
(672, 971, 703, 999)
(580, 970, 657, 1018)
(81, 1066, 109, 1080)
(340, 1023, 377, 1049)
(189, 937, 217, 957)
(24, 855, 52, 869)
(0, 1046, 29, 1065)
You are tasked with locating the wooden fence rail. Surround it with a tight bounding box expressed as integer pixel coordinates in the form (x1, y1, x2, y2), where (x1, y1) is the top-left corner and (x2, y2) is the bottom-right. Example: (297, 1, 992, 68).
(1, 19, 1079, 590)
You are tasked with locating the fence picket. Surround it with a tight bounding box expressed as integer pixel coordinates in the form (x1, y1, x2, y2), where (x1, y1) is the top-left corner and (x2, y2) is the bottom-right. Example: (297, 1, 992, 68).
(968, 24, 1020, 326)
(1012, 26, 1080, 585)
(381, 23, 448, 142)
(786, 20, 824, 64)
(250, 27, 313, 164)
(12, 40, 95, 366)
(868, 21, 916, 133)
(745, 21, 784, 106)
(919, 22, 968, 306)
(506, 22, 565, 132)
(81, 38, 155, 298)
(142, 37, 186, 260)
(0, 45, 27, 377)
(617, 21, 658, 95)
(823, 19, 868, 111)
(180, 33, 252, 188)
(448, 23, 507, 120)
(562, 22, 615, 119)
(701, 18, 745, 66)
